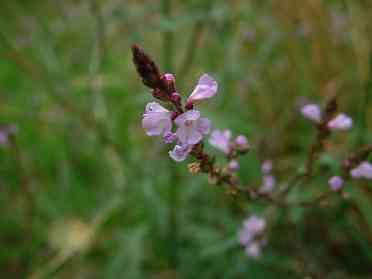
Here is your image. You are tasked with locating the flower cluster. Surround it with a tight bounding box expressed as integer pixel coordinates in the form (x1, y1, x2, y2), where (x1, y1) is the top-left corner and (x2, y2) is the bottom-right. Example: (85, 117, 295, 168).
(301, 102, 352, 131)
(259, 160, 276, 194)
(142, 74, 217, 162)
(133, 45, 372, 261)
(238, 215, 266, 258)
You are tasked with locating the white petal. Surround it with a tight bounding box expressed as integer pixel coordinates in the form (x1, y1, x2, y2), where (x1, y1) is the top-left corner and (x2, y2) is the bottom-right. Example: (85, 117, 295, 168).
(145, 102, 169, 113)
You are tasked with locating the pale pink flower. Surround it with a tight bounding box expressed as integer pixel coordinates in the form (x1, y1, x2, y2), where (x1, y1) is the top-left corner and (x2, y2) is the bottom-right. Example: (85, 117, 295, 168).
(169, 144, 192, 162)
(261, 160, 273, 175)
(142, 102, 172, 136)
(350, 161, 372, 180)
(228, 160, 239, 172)
(239, 215, 266, 259)
(235, 135, 250, 151)
(328, 176, 344, 191)
(174, 110, 210, 145)
(208, 129, 232, 154)
(187, 74, 218, 103)
(327, 113, 353, 131)
(259, 175, 276, 194)
(301, 104, 321, 123)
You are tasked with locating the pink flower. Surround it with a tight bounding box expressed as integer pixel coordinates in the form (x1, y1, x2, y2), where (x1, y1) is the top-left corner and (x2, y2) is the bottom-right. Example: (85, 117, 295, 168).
(235, 135, 250, 151)
(350, 161, 372, 179)
(142, 102, 172, 136)
(328, 176, 344, 191)
(174, 110, 210, 145)
(327, 113, 353, 131)
(163, 132, 177, 144)
(261, 160, 273, 175)
(238, 215, 266, 259)
(208, 129, 232, 154)
(187, 74, 218, 103)
(259, 175, 276, 194)
(228, 160, 239, 172)
(169, 144, 192, 162)
(301, 104, 321, 123)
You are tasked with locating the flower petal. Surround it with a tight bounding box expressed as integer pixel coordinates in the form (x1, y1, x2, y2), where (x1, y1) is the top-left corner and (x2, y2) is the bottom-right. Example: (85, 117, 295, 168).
(187, 74, 218, 103)
(174, 110, 200, 126)
(197, 118, 211, 135)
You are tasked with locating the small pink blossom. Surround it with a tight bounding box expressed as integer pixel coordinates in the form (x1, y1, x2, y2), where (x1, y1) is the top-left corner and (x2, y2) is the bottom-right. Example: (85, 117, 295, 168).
(235, 135, 250, 151)
(174, 110, 210, 145)
(169, 144, 192, 162)
(327, 113, 353, 131)
(259, 175, 276, 194)
(328, 176, 344, 191)
(301, 104, 322, 123)
(261, 160, 273, 174)
(142, 102, 172, 136)
(187, 74, 218, 103)
(350, 161, 372, 180)
(208, 129, 232, 154)
(228, 160, 239, 172)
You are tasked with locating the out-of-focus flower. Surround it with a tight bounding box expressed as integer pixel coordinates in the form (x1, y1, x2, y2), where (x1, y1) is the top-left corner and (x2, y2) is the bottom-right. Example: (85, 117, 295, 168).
(0, 125, 17, 146)
(235, 135, 250, 151)
(259, 175, 276, 194)
(245, 241, 261, 258)
(169, 144, 192, 162)
(350, 162, 372, 180)
(187, 74, 218, 103)
(261, 160, 273, 175)
(328, 176, 344, 191)
(174, 110, 210, 145)
(327, 114, 353, 131)
(209, 129, 232, 154)
(228, 160, 239, 172)
(238, 215, 266, 259)
(142, 102, 172, 136)
(301, 104, 321, 123)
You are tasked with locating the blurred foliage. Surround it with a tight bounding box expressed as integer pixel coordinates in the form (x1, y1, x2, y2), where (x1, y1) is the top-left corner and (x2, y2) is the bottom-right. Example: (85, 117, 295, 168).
(0, 0, 372, 278)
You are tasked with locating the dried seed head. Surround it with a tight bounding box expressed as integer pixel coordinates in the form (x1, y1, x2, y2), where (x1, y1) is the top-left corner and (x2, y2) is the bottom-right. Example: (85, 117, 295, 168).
(131, 44, 162, 89)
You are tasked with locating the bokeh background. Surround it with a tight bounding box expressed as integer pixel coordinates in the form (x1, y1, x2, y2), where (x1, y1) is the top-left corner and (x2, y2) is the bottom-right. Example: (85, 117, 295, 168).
(1, 0, 372, 278)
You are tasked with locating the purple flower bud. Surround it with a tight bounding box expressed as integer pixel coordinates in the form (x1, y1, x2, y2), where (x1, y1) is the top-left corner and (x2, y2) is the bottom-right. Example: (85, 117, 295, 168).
(169, 144, 192, 162)
(301, 104, 322, 123)
(174, 110, 210, 145)
(142, 102, 172, 136)
(163, 73, 175, 82)
(208, 129, 231, 154)
(327, 113, 353, 131)
(228, 160, 239, 172)
(261, 160, 273, 174)
(235, 135, 250, 151)
(187, 74, 218, 103)
(350, 161, 372, 180)
(163, 132, 177, 144)
(170, 92, 181, 104)
(328, 176, 344, 191)
(259, 175, 276, 194)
